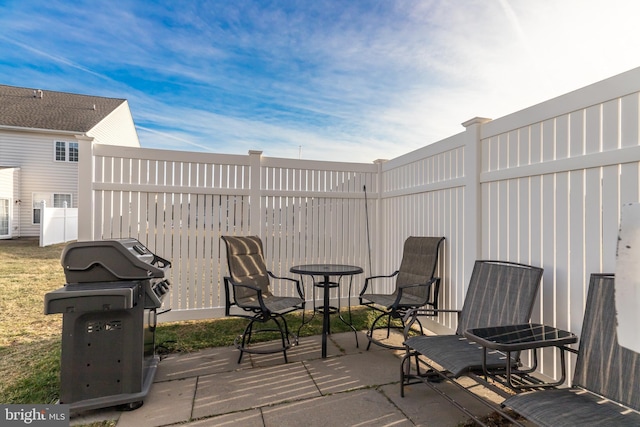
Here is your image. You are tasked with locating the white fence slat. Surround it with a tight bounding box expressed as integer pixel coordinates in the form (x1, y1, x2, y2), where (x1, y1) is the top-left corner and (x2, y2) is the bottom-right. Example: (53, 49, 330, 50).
(603, 99, 620, 150)
(602, 165, 620, 272)
(555, 172, 570, 333)
(541, 174, 556, 327)
(621, 93, 639, 148)
(529, 175, 543, 323)
(569, 170, 586, 334)
(542, 118, 555, 162)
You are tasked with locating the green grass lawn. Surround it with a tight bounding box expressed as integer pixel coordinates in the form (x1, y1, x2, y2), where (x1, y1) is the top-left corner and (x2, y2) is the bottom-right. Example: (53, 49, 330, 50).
(0, 238, 375, 407)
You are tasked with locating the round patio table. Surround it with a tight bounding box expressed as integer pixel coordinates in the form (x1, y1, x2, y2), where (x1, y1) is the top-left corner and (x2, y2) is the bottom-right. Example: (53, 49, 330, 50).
(290, 264, 363, 358)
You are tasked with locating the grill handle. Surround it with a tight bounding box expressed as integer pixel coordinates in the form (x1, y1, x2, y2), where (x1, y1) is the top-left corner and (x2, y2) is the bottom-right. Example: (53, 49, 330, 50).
(152, 254, 171, 269)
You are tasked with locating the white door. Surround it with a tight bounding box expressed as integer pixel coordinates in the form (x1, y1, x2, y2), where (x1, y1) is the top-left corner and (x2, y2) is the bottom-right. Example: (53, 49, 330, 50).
(0, 198, 9, 238)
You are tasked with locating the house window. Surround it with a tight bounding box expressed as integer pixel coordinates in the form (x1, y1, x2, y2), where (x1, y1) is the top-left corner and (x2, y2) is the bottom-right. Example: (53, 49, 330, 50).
(55, 141, 66, 161)
(69, 142, 79, 162)
(32, 193, 72, 224)
(53, 194, 72, 208)
(54, 141, 79, 162)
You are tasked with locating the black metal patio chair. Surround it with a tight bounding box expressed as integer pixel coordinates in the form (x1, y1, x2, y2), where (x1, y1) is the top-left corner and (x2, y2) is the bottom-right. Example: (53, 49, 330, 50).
(503, 273, 640, 426)
(401, 259, 543, 397)
(221, 235, 305, 363)
(359, 236, 444, 350)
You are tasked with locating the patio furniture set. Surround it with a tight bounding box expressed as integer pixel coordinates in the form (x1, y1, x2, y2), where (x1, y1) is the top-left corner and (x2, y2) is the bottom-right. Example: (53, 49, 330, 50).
(220, 235, 640, 426)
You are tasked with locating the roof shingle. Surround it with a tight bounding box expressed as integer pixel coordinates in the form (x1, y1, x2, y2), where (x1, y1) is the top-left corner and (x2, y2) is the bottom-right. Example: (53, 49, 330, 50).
(0, 84, 126, 132)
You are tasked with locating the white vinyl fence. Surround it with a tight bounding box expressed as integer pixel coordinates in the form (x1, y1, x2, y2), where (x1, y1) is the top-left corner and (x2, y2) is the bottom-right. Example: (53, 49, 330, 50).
(78, 66, 640, 382)
(39, 201, 78, 247)
(78, 147, 379, 321)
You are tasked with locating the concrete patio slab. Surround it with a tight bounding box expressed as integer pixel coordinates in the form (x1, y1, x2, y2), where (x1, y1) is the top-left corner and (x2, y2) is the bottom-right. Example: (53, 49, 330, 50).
(381, 380, 498, 427)
(304, 348, 401, 394)
(261, 388, 413, 427)
(69, 407, 121, 426)
(68, 331, 513, 427)
(116, 377, 197, 427)
(184, 409, 264, 427)
(191, 361, 320, 419)
(329, 329, 371, 354)
(155, 345, 247, 382)
(247, 333, 342, 367)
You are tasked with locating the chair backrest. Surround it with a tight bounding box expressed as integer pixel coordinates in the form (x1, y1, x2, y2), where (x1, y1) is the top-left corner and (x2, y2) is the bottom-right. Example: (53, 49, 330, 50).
(572, 274, 640, 411)
(396, 236, 445, 303)
(221, 235, 272, 302)
(456, 260, 543, 335)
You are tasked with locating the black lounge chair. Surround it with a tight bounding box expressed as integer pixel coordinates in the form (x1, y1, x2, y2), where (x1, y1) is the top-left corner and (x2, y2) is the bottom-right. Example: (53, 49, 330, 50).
(359, 236, 444, 350)
(401, 260, 543, 401)
(222, 235, 305, 363)
(503, 273, 640, 427)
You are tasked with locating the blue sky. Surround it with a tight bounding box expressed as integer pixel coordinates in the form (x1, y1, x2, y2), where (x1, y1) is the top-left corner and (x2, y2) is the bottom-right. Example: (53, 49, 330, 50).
(1, 0, 639, 162)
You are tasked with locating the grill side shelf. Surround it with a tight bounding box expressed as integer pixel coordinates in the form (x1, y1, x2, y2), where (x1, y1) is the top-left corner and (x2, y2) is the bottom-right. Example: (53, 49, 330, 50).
(44, 283, 138, 314)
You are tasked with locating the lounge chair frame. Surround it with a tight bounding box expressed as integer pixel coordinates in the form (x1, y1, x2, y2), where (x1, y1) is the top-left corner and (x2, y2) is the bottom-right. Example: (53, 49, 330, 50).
(503, 273, 640, 427)
(400, 259, 544, 426)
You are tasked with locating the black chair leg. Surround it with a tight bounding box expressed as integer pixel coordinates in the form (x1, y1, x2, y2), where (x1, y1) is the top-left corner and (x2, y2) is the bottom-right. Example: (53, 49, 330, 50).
(366, 311, 389, 350)
(271, 315, 290, 363)
(238, 319, 256, 364)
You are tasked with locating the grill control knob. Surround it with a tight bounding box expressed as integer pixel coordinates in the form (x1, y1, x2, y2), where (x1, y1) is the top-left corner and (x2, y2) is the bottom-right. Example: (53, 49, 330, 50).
(153, 281, 170, 296)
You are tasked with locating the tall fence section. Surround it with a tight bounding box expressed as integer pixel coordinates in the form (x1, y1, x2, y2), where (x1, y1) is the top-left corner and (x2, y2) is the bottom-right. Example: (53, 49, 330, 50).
(78, 67, 640, 382)
(78, 146, 380, 321)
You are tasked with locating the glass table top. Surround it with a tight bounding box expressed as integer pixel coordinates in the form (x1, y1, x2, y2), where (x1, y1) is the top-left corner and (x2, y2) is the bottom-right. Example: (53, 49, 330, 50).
(464, 323, 577, 351)
(290, 264, 363, 276)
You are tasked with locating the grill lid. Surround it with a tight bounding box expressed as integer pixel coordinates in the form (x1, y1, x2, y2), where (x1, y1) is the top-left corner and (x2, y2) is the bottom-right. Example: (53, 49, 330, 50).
(61, 238, 170, 284)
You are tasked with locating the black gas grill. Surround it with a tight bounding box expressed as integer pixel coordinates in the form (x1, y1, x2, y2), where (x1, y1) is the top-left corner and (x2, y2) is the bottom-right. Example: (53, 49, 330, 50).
(44, 238, 171, 412)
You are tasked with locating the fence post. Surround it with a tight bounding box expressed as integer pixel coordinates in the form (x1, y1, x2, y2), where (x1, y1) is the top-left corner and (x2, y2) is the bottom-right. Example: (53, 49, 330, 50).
(461, 117, 491, 291)
(39, 200, 46, 247)
(248, 150, 263, 236)
(76, 136, 94, 241)
(373, 158, 386, 276)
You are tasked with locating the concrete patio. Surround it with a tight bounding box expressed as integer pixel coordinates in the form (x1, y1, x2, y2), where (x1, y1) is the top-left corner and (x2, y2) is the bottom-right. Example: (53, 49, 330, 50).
(70, 331, 510, 427)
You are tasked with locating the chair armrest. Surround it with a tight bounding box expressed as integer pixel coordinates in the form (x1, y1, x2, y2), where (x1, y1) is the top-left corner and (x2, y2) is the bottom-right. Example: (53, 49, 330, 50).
(390, 277, 439, 309)
(268, 271, 304, 298)
(224, 276, 270, 313)
(402, 304, 462, 339)
(223, 276, 233, 316)
(359, 270, 400, 296)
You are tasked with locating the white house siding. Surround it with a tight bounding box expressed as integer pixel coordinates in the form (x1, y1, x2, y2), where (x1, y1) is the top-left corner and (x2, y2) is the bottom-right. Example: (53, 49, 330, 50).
(87, 101, 140, 147)
(0, 130, 79, 237)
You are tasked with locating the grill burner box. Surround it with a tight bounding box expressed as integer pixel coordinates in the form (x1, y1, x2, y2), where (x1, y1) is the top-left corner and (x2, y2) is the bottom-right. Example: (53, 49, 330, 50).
(44, 238, 171, 412)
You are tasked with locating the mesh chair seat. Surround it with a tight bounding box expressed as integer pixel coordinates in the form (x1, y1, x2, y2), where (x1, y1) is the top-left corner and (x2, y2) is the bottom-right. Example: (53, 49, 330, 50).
(505, 388, 640, 427)
(363, 292, 426, 309)
(404, 334, 514, 378)
(237, 295, 305, 312)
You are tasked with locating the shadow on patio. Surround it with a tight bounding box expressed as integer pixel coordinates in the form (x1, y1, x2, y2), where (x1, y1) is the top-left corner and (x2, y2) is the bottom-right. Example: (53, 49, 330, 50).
(70, 331, 510, 427)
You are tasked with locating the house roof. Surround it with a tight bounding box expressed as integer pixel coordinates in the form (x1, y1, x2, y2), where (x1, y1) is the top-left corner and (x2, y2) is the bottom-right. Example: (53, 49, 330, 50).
(0, 84, 127, 133)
